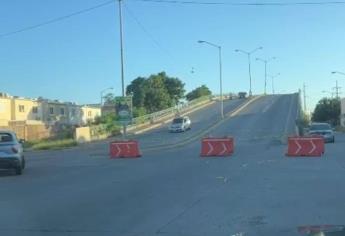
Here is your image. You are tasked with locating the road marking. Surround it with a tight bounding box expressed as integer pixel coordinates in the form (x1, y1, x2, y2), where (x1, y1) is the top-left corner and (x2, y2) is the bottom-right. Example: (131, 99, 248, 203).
(206, 142, 213, 155)
(115, 144, 121, 156)
(219, 143, 227, 155)
(229, 96, 263, 117)
(142, 95, 264, 152)
(309, 140, 316, 154)
(294, 140, 302, 154)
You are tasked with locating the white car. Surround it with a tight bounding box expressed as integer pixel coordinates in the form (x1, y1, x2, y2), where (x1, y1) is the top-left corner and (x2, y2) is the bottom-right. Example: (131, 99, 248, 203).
(169, 116, 191, 132)
(308, 122, 335, 143)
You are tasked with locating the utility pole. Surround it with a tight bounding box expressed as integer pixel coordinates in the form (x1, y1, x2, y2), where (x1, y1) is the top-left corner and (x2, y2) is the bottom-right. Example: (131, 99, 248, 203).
(118, 0, 125, 96)
(219, 46, 224, 119)
(303, 83, 307, 112)
(118, 0, 126, 138)
(333, 80, 341, 100)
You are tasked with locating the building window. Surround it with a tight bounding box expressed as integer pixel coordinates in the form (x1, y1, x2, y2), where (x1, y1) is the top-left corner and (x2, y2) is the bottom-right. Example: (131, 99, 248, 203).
(19, 105, 25, 112)
(60, 108, 65, 115)
(88, 111, 92, 117)
(32, 106, 38, 114)
(49, 107, 54, 114)
(71, 109, 76, 116)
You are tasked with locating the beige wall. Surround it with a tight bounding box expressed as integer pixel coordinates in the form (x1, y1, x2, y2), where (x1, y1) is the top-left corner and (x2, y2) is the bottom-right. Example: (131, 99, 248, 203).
(75, 126, 91, 143)
(12, 98, 42, 121)
(42, 102, 69, 124)
(81, 106, 101, 124)
(0, 97, 12, 126)
(1, 94, 101, 127)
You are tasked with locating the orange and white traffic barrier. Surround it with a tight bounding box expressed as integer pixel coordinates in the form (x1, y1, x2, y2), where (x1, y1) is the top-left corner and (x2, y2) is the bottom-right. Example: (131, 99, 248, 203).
(200, 137, 234, 157)
(286, 136, 324, 157)
(109, 140, 141, 158)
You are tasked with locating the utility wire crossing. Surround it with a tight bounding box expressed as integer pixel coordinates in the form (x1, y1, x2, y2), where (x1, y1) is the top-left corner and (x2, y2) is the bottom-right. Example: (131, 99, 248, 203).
(130, 0, 345, 6)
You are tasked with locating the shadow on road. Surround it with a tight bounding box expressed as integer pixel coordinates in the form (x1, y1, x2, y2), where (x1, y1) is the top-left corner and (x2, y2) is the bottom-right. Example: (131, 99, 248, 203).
(0, 169, 16, 177)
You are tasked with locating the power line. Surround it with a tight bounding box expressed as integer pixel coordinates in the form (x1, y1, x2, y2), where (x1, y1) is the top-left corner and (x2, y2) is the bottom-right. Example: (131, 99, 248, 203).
(123, 3, 176, 61)
(0, 0, 115, 38)
(130, 0, 345, 6)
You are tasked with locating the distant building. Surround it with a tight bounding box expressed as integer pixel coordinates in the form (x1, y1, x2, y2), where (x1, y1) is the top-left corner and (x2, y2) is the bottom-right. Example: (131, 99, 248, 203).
(81, 105, 101, 125)
(0, 92, 101, 127)
(0, 93, 12, 126)
(341, 98, 345, 127)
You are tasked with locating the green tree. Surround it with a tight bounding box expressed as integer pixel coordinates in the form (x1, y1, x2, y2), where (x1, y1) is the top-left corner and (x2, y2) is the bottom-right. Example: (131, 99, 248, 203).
(312, 98, 340, 126)
(103, 93, 115, 104)
(132, 107, 146, 118)
(160, 72, 185, 105)
(126, 77, 147, 108)
(126, 72, 185, 113)
(144, 74, 172, 112)
(186, 85, 212, 101)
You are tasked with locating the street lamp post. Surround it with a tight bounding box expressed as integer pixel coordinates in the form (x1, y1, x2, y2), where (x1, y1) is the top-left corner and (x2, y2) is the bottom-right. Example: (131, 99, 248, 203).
(100, 87, 114, 106)
(268, 73, 280, 95)
(331, 71, 344, 99)
(117, 0, 127, 138)
(235, 47, 263, 96)
(256, 57, 276, 95)
(198, 40, 224, 119)
(118, 0, 125, 97)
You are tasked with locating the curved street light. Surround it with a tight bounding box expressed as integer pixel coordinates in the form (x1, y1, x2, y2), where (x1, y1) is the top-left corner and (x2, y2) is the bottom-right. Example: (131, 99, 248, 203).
(256, 57, 276, 95)
(198, 40, 224, 119)
(267, 73, 280, 95)
(235, 47, 263, 96)
(100, 87, 114, 106)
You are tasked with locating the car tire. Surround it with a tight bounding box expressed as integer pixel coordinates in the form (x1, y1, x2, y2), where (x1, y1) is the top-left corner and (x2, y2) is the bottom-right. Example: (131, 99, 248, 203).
(22, 157, 25, 169)
(15, 165, 23, 175)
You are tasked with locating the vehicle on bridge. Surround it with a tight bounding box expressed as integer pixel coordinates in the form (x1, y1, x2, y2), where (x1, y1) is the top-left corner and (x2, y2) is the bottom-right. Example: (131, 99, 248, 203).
(0, 130, 25, 175)
(238, 92, 247, 99)
(169, 116, 191, 132)
(308, 122, 335, 143)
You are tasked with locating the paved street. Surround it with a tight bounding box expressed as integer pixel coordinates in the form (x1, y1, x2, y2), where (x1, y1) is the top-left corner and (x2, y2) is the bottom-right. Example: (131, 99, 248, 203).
(84, 97, 247, 151)
(1, 94, 345, 236)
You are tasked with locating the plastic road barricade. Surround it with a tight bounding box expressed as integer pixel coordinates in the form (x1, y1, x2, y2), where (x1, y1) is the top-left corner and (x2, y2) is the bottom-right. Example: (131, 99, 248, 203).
(201, 137, 234, 157)
(110, 140, 141, 158)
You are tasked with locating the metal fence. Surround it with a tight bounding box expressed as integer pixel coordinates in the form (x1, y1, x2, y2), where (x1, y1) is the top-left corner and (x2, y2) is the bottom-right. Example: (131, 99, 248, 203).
(131, 95, 212, 126)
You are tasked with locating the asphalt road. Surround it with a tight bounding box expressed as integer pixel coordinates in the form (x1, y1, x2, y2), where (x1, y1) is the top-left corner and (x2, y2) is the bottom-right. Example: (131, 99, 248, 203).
(1, 94, 345, 236)
(83, 97, 247, 151)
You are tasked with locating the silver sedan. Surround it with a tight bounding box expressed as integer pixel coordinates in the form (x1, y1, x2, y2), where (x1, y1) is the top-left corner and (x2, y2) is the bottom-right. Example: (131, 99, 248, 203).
(0, 130, 25, 175)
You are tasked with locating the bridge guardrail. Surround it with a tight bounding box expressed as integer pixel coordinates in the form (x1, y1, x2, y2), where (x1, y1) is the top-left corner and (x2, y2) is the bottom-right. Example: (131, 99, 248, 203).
(130, 95, 213, 127)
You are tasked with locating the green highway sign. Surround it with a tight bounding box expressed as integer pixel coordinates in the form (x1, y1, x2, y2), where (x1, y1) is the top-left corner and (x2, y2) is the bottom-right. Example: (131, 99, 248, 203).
(115, 96, 132, 125)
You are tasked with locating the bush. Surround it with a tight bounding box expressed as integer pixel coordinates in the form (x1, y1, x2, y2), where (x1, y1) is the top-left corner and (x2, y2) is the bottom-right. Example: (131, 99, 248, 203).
(30, 139, 77, 150)
(133, 107, 146, 118)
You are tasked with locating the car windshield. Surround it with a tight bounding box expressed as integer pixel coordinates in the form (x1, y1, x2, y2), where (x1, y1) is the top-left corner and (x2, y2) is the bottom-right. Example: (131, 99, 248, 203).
(172, 118, 184, 124)
(0, 133, 13, 142)
(310, 124, 331, 130)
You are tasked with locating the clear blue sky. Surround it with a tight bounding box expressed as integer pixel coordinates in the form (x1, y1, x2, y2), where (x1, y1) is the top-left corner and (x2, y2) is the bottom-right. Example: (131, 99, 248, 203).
(1, 0, 345, 111)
